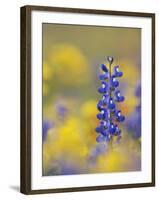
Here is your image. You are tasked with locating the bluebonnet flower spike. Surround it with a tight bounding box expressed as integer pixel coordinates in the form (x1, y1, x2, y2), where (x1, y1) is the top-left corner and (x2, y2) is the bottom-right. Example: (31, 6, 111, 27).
(96, 56, 125, 146)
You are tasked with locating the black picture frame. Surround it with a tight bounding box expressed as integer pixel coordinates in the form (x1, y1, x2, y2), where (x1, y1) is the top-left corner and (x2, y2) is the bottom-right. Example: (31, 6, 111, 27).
(20, 5, 155, 194)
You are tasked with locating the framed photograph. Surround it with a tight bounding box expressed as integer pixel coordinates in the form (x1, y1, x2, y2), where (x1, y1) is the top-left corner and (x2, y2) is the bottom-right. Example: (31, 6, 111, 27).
(20, 5, 155, 194)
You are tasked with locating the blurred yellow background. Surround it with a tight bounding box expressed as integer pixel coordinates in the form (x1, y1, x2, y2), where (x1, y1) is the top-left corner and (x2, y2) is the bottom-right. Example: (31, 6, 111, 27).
(42, 23, 141, 176)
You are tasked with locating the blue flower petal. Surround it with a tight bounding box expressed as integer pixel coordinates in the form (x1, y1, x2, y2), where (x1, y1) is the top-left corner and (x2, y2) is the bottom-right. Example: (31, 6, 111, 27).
(113, 66, 123, 77)
(108, 123, 116, 134)
(99, 72, 109, 80)
(95, 126, 102, 133)
(96, 113, 102, 120)
(108, 98, 116, 109)
(97, 100, 103, 111)
(96, 135, 105, 143)
(110, 75, 119, 88)
(115, 110, 125, 122)
(115, 90, 125, 102)
(100, 64, 108, 72)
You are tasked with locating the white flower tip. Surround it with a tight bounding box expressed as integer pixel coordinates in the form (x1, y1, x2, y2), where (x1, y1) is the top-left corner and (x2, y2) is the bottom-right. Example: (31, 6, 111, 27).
(102, 84, 105, 88)
(107, 56, 114, 63)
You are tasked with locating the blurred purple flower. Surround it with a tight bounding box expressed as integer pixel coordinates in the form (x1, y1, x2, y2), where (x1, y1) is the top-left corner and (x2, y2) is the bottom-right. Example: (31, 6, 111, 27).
(60, 160, 84, 175)
(135, 83, 141, 97)
(88, 143, 108, 166)
(42, 120, 53, 141)
(60, 163, 82, 175)
(126, 110, 141, 138)
(56, 103, 68, 118)
(126, 83, 141, 139)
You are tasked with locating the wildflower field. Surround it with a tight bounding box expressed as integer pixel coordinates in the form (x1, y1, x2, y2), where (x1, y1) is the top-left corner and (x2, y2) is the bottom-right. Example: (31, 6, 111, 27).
(42, 24, 141, 176)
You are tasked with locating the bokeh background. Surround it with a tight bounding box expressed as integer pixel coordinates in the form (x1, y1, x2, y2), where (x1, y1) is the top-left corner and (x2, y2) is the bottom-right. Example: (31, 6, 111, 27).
(42, 23, 141, 176)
